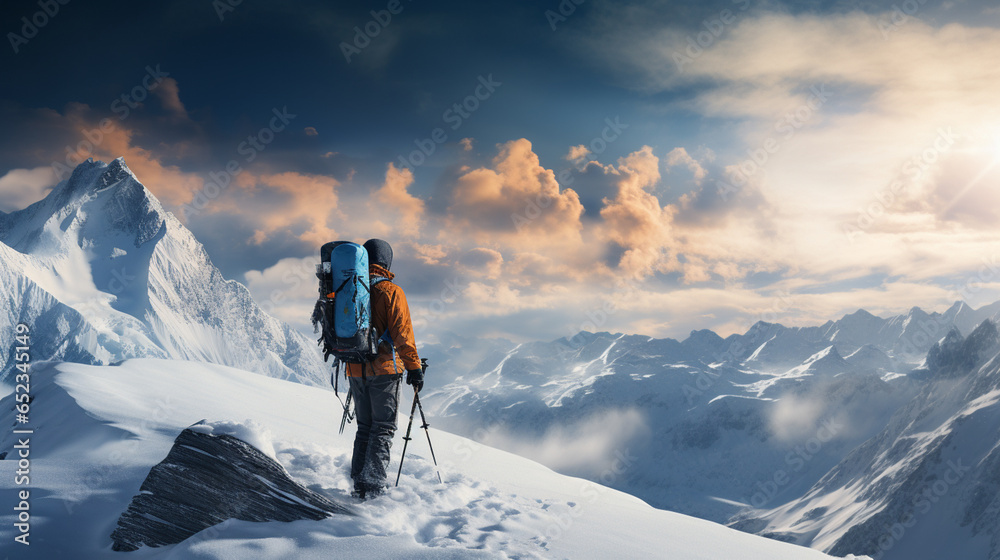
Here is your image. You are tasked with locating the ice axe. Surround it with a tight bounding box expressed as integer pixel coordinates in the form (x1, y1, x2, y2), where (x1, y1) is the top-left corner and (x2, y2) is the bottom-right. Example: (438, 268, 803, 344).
(396, 358, 442, 486)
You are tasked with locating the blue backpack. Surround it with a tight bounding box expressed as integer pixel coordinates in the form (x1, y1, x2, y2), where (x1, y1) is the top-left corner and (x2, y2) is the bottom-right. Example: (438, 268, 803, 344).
(315, 241, 389, 365)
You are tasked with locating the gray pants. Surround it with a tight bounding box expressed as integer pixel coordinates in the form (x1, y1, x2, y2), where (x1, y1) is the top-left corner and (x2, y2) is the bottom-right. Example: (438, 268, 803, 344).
(349, 373, 402, 491)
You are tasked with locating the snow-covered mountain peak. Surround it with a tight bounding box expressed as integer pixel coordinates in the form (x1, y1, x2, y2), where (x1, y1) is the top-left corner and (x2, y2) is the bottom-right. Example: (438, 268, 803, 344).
(922, 320, 999, 379)
(683, 328, 725, 347)
(1, 157, 168, 257)
(746, 320, 780, 336)
(95, 156, 137, 188)
(61, 157, 165, 245)
(805, 345, 842, 366)
(842, 308, 877, 320)
(844, 344, 894, 375)
(965, 319, 999, 353)
(0, 158, 327, 385)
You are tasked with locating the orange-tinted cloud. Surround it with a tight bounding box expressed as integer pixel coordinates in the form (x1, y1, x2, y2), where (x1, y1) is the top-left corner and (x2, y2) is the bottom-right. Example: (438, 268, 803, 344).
(447, 138, 585, 252)
(58, 104, 204, 207)
(369, 163, 425, 238)
(665, 147, 707, 182)
(151, 77, 189, 120)
(241, 172, 341, 246)
(599, 146, 678, 278)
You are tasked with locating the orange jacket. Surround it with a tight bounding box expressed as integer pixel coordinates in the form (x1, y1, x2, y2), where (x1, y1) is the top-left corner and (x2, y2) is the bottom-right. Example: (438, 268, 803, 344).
(346, 264, 421, 377)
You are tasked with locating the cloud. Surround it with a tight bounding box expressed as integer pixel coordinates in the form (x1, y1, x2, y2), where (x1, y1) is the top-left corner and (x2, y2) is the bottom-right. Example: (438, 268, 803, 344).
(565, 144, 591, 161)
(665, 147, 707, 182)
(0, 93, 207, 211)
(475, 408, 650, 477)
(304, 127, 318, 136)
(0, 166, 58, 212)
(243, 256, 319, 334)
(446, 138, 586, 254)
(457, 247, 504, 279)
(369, 163, 425, 238)
(598, 146, 677, 277)
(237, 172, 341, 246)
(459, 137, 474, 151)
(568, 8, 1000, 296)
(151, 77, 189, 120)
(56, 105, 205, 207)
(770, 395, 827, 442)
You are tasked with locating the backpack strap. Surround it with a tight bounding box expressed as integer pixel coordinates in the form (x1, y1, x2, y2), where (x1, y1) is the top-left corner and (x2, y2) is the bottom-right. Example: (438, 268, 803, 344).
(369, 277, 399, 374)
(379, 328, 397, 374)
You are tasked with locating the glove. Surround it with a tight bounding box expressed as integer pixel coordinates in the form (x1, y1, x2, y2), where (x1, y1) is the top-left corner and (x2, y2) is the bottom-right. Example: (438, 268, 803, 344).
(406, 368, 424, 392)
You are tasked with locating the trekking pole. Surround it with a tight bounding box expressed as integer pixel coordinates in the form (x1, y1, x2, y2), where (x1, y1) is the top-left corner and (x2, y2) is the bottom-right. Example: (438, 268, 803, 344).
(414, 391, 443, 484)
(395, 392, 420, 487)
(338, 390, 354, 435)
(333, 360, 355, 434)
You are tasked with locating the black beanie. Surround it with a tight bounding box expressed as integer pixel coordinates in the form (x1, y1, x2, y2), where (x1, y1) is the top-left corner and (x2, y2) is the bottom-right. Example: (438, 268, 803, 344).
(364, 238, 393, 270)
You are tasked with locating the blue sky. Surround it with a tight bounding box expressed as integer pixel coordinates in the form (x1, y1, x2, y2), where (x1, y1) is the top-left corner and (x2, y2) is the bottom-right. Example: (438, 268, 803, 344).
(2, 0, 1000, 342)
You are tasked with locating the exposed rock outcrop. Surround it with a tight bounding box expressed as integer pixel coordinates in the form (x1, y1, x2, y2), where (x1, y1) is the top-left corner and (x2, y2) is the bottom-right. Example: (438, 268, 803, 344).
(110, 427, 352, 552)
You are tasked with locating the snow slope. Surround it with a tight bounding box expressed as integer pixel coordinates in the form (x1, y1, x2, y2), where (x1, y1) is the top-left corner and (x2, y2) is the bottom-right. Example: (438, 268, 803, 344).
(0, 158, 327, 385)
(0, 359, 867, 559)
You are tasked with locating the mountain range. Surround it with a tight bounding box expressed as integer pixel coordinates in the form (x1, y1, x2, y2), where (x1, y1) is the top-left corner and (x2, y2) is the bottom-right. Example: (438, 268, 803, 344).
(419, 304, 1000, 559)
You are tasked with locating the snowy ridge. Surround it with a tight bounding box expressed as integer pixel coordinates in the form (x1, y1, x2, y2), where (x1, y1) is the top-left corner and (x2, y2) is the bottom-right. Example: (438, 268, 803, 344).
(0, 158, 327, 385)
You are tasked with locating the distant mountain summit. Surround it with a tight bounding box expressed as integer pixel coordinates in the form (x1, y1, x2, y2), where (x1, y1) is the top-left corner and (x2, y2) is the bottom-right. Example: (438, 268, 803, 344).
(0, 158, 327, 385)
